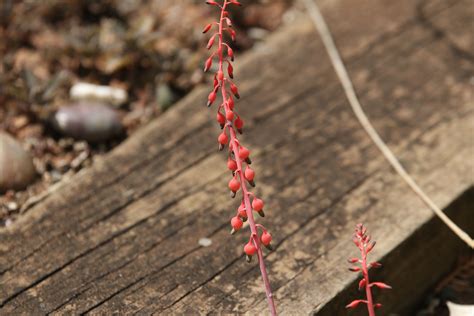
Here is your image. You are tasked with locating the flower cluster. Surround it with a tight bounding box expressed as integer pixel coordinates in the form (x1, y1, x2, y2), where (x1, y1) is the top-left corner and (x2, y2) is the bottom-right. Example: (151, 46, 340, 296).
(347, 224, 391, 316)
(203, 1, 276, 315)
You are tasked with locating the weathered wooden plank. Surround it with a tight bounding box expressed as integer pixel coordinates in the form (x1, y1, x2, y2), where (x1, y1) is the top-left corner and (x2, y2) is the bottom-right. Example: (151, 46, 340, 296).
(0, 0, 472, 314)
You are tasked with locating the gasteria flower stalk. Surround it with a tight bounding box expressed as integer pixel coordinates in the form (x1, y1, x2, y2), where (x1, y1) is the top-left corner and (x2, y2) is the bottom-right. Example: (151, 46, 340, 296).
(347, 224, 391, 315)
(203, 1, 277, 315)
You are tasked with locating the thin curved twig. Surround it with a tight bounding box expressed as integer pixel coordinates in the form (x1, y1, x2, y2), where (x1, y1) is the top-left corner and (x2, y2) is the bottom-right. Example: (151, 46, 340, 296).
(301, 0, 474, 248)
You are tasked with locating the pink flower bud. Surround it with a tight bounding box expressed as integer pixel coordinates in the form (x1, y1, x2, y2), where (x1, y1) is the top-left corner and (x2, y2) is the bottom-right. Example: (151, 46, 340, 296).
(230, 82, 240, 98)
(366, 241, 376, 253)
(227, 63, 234, 78)
(252, 198, 264, 211)
(358, 279, 366, 290)
(227, 158, 237, 171)
(217, 70, 224, 82)
(244, 242, 256, 256)
(238, 146, 249, 159)
(234, 116, 243, 130)
(218, 132, 228, 145)
(231, 216, 243, 231)
(238, 203, 247, 218)
(370, 282, 392, 289)
(207, 35, 215, 49)
(207, 90, 216, 107)
(244, 166, 255, 181)
(261, 232, 272, 245)
(204, 56, 213, 72)
(228, 28, 236, 41)
(228, 177, 240, 192)
(370, 262, 382, 268)
(202, 23, 212, 33)
(346, 300, 365, 309)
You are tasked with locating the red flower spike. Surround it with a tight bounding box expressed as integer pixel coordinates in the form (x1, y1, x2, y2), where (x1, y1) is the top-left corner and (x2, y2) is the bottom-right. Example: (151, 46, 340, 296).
(261, 232, 272, 245)
(226, 110, 234, 121)
(346, 300, 365, 309)
(238, 146, 249, 159)
(230, 82, 240, 98)
(234, 116, 243, 131)
(347, 224, 391, 316)
(202, 1, 276, 314)
(252, 198, 264, 211)
(228, 28, 236, 41)
(238, 204, 247, 218)
(244, 242, 256, 256)
(203, 23, 212, 33)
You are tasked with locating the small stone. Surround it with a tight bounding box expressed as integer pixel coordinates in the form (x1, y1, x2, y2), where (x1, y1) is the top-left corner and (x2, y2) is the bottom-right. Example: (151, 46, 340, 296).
(6, 202, 18, 211)
(52, 102, 123, 143)
(198, 237, 212, 247)
(0, 132, 37, 192)
(156, 83, 178, 111)
(70, 82, 128, 106)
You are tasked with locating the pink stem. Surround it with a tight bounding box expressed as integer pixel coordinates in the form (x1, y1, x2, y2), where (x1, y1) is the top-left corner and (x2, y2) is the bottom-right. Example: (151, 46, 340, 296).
(361, 247, 375, 316)
(217, 2, 277, 315)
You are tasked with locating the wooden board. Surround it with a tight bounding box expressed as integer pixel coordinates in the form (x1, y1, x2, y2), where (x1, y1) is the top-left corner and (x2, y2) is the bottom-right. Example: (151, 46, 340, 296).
(0, 0, 473, 314)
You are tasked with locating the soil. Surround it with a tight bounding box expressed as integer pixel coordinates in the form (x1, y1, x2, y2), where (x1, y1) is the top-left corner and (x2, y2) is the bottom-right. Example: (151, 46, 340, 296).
(0, 0, 295, 226)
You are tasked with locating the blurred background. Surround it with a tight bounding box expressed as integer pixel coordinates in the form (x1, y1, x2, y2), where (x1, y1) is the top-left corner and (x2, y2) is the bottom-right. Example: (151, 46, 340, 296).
(0, 0, 295, 223)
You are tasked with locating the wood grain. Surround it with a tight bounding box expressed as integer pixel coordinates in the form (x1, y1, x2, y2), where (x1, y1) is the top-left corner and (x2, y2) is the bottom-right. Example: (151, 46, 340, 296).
(0, 0, 472, 314)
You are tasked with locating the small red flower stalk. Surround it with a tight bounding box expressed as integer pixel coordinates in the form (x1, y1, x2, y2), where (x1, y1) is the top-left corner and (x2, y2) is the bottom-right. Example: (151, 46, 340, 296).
(347, 224, 391, 316)
(202, 1, 277, 315)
